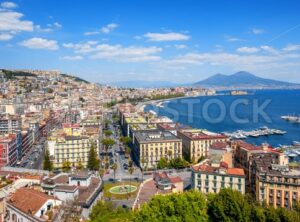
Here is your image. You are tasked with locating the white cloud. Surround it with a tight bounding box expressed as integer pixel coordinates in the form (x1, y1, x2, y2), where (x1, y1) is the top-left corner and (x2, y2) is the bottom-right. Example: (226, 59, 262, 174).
(261, 45, 279, 54)
(225, 36, 244, 42)
(143, 32, 190, 42)
(35, 25, 52, 32)
(53, 22, 62, 28)
(1, 1, 17, 9)
(250, 28, 265, 34)
(0, 33, 13, 40)
(283, 44, 300, 51)
(64, 41, 162, 62)
(91, 45, 162, 62)
(237, 46, 260, 53)
(0, 11, 33, 32)
(60, 55, 83, 61)
(84, 31, 99, 36)
(63, 41, 98, 53)
(100, 23, 118, 34)
(162, 50, 297, 70)
(19, 37, 59, 50)
(84, 23, 118, 35)
(36, 22, 62, 32)
(175, 44, 188, 49)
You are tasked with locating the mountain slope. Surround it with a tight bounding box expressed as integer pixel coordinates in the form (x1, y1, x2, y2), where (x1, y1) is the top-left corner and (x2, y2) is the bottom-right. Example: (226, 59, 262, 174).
(194, 71, 300, 88)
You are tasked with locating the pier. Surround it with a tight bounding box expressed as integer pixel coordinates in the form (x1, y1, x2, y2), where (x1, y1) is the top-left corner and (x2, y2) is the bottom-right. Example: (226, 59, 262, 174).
(223, 126, 286, 139)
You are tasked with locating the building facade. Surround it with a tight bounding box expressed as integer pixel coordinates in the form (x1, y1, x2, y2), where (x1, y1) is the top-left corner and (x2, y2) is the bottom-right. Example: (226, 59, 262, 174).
(177, 129, 228, 162)
(192, 161, 245, 194)
(133, 130, 182, 168)
(250, 153, 300, 208)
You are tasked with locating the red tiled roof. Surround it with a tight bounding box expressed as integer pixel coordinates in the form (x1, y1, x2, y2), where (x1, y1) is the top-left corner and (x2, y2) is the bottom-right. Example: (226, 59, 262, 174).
(227, 168, 245, 176)
(8, 188, 55, 215)
(169, 176, 182, 183)
(210, 141, 229, 150)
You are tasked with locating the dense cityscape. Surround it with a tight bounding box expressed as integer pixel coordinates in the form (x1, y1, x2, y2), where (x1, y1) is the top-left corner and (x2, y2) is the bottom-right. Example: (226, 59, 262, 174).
(1, 1, 300, 222)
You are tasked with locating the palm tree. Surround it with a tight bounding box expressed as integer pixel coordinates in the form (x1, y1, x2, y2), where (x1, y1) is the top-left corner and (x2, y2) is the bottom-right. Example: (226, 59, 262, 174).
(99, 168, 105, 179)
(128, 166, 134, 196)
(167, 150, 173, 161)
(141, 158, 146, 182)
(101, 138, 116, 167)
(112, 163, 118, 183)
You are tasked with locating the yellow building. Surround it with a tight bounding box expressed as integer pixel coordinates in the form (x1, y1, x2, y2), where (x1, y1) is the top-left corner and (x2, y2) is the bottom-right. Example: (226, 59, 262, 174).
(177, 129, 228, 162)
(251, 153, 300, 208)
(133, 130, 182, 168)
(47, 124, 99, 168)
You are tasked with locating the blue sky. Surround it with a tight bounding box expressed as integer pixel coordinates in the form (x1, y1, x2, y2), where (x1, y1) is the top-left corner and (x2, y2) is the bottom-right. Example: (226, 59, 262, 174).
(1, 0, 300, 83)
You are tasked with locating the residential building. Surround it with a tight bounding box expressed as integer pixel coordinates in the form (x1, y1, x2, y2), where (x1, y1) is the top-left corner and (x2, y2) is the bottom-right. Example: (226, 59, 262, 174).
(41, 171, 103, 208)
(153, 172, 183, 193)
(0, 115, 21, 134)
(250, 153, 300, 208)
(177, 129, 228, 162)
(6, 188, 62, 222)
(192, 160, 245, 194)
(133, 130, 182, 168)
(0, 134, 19, 167)
(233, 140, 289, 192)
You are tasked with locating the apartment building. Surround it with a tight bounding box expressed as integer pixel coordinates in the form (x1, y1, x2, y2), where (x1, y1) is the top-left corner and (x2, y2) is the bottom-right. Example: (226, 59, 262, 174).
(48, 135, 96, 168)
(233, 140, 288, 192)
(133, 130, 182, 168)
(0, 114, 21, 133)
(0, 134, 19, 167)
(177, 129, 228, 162)
(250, 153, 300, 208)
(192, 161, 245, 194)
(47, 123, 100, 169)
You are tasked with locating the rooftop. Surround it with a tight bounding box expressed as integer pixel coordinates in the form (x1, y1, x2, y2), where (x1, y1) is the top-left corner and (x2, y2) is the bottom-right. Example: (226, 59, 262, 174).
(135, 130, 181, 143)
(179, 129, 228, 140)
(8, 188, 56, 216)
(192, 162, 245, 177)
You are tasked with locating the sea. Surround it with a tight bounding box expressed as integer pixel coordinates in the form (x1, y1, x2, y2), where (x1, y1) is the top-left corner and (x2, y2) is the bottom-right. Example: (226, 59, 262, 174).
(145, 89, 300, 147)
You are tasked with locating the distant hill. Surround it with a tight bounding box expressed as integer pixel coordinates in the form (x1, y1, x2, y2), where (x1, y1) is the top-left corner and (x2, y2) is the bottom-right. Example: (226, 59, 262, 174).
(1, 69, 36, 79)
(60, 73, 90, 83)
(194, 71, 300, 89)
(107, 80, 181, 88)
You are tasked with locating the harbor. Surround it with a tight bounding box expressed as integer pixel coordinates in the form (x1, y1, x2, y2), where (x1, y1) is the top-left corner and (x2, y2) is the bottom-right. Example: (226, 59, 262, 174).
(223, 126, 286, 139)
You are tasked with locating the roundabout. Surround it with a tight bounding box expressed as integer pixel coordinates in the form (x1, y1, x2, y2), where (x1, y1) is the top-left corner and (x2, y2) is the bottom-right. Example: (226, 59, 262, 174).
(109, 184, 137, 194)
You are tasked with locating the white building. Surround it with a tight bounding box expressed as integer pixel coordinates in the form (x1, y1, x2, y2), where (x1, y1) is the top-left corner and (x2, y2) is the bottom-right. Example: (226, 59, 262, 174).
(6, 188, 62, 222)
(191, 161, 246, 194)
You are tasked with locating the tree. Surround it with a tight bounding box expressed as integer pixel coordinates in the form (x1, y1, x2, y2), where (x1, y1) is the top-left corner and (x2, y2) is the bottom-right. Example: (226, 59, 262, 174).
(76, 159, 84, 170)
(101, 138, 116, 167)
(128, 166, 134, 196)
(208, 188, 251, 222)
(167, 150, 173, 161)
(90, 201, 132, 222)
(157, 157, 168, 169)
(88, 143, 100, 171)
(134, 190, 208, 222)
(198, 155, 206, 163)
(104, 130, 113, 137)
(62, 160, 71, 172)
(112, 163, 118, 183)
(170, 157, 189, 169)
(120, 137, 132, 146)
(43, 149, 53, 171)
(104, 119, 111, 129)
(99, 168, 105, 179)
(141, 158, 146, 182)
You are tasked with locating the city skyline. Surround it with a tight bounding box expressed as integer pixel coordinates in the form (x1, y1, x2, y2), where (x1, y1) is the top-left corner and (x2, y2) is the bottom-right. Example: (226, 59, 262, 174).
(1, 0, 300, 83)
